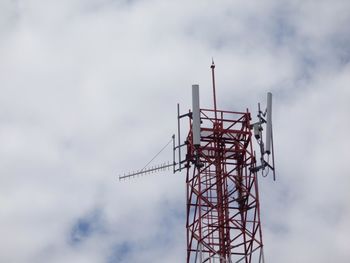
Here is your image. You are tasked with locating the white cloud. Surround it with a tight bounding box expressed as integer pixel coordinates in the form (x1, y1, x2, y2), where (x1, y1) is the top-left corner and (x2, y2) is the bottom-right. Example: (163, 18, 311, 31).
(0, 0, 349, 262)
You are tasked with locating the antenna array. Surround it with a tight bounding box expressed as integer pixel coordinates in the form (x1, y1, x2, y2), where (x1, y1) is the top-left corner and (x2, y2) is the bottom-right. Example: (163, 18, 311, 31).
(251, 92, 276, 180)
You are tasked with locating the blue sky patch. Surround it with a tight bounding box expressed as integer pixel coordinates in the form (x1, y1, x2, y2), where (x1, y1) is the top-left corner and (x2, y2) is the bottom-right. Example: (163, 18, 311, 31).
(69, 208, 104, 245)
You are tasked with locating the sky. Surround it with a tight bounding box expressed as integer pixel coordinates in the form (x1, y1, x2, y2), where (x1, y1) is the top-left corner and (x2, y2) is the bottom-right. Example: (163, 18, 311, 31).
(0, 0, 350, 262)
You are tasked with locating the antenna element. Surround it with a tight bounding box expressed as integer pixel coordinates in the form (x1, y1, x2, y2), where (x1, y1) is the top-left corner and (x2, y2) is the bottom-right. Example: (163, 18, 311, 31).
(265, 92, 272, 154)
(192, 84, 201, 147)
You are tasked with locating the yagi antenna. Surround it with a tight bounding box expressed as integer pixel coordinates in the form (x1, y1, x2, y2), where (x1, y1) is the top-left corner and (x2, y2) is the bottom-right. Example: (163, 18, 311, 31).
(119, 161, 173, 180)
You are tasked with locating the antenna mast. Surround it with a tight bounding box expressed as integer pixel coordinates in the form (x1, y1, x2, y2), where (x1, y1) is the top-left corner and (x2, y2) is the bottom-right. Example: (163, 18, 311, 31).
(211, 59, 218, 120)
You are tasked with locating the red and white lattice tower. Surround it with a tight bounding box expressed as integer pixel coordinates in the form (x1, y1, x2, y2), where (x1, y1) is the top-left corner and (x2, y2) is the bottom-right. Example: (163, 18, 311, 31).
(119, 61, 275, 263)
(185, 62, 265, 263)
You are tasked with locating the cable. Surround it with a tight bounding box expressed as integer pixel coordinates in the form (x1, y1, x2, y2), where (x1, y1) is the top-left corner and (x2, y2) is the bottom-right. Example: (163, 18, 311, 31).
(140, 136, 173, 171)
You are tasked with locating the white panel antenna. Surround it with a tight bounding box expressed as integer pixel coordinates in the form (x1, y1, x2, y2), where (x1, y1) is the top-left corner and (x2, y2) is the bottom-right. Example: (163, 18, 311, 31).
(265, 92, 272, 154)
(192, 84, 201, 147)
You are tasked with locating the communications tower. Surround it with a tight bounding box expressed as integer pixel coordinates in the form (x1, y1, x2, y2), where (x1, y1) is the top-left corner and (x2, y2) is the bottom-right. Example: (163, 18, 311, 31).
(119, 62, 275, 263)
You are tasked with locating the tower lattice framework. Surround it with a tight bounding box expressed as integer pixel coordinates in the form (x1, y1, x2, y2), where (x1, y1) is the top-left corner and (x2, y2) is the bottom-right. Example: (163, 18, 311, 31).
(185, 107, 264, 262)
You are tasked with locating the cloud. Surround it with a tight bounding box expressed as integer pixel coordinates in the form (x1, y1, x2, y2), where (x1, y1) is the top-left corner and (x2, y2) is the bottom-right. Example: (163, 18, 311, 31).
(0, 0, 349, 262)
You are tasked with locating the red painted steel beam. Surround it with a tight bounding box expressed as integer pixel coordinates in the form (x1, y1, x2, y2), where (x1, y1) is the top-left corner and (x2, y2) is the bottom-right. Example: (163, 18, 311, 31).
(186, 109, 264, 263)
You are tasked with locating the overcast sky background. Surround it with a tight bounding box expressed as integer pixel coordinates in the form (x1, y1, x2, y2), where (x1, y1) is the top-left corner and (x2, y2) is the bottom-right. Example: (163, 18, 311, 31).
(1, 0, 350, 262)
